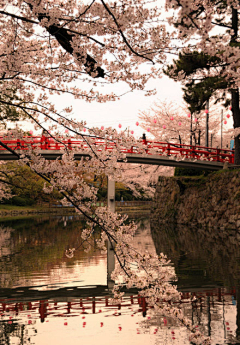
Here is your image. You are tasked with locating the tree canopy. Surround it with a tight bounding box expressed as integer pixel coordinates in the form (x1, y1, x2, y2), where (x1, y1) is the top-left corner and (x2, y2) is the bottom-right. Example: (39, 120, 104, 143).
(0, 2, 239, 342)
(165, 0, 240, 163)
(0, 0, 169, 115)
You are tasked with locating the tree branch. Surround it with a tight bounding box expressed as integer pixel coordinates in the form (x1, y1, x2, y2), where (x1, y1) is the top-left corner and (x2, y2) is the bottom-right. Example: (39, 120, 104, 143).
(0, 9, 105, 78)
(100, 0, 154, 64)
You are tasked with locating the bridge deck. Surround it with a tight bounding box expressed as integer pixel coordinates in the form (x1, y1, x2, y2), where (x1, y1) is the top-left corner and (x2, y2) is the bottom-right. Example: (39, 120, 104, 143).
(0, 136, 235, 169)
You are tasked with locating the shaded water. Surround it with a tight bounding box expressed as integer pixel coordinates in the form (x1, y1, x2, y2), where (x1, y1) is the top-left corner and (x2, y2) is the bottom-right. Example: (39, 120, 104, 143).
(0, 216, 239, 344)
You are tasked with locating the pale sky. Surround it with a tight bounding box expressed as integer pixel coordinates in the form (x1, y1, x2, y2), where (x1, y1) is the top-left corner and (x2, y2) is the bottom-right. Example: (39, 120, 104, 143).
(47, 75, 184, 138)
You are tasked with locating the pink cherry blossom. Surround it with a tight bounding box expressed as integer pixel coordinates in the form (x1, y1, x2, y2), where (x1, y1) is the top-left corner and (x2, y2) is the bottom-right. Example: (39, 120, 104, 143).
(0, 3, 217, 343)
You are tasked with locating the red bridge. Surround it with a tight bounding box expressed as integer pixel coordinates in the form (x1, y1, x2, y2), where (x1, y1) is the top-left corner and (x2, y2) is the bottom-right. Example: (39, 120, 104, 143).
(0, 136, 235, 170)
(0, 286, 236, 321)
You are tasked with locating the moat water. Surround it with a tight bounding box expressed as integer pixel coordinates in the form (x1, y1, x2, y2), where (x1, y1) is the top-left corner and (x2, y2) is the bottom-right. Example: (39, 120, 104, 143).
(0, 215, 239, 345)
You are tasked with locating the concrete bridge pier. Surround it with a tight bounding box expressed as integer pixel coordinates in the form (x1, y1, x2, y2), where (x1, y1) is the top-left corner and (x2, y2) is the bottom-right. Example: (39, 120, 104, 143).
(107, 177, 115, 290)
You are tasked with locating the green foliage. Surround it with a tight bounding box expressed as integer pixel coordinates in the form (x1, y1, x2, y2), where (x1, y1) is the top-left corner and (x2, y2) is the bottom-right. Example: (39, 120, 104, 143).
(96, 188, 107, 200)
(166, 51, 222, 78)
(165, 51, 230, 113)
(7, 196, 34, 206)
(174, 167, 207, 177)
(183, 77, 228, 113)
(2, 162, 62, 205)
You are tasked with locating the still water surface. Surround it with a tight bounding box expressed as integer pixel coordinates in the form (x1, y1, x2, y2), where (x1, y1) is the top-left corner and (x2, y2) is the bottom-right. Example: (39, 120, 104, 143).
(0, 215, 239, 344)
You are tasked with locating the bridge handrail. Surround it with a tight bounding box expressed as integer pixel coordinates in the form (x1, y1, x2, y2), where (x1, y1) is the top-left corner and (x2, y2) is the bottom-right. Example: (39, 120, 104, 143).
(0, 136, 235, 164)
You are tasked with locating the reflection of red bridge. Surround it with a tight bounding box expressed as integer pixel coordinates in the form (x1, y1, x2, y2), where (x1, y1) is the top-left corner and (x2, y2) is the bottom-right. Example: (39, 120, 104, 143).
(0, 136, 235, 169)
(0, 287, 236, 322)
(1, 295, 148, 322)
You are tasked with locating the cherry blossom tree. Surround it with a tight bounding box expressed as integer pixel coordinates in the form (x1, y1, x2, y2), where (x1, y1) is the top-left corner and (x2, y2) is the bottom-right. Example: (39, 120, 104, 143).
(0, 1, 214, 342)
(165, 0, 240, 163)
(0, 0, 170, 113)
(119, 163, 174, 199)
(139, 100, 232, 148)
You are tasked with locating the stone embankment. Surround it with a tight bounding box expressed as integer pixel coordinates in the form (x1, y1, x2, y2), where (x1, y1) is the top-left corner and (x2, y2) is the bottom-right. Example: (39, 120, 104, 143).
(151, 169, 240, 230)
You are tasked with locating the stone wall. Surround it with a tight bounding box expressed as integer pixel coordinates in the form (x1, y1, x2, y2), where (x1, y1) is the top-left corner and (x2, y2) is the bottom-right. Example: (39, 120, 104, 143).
(151, 169, 240, 230)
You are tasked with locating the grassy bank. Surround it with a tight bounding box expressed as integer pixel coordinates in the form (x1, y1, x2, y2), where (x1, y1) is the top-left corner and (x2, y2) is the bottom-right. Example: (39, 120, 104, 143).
(0, 201, 152, 219)
(0, 204, 76, 219)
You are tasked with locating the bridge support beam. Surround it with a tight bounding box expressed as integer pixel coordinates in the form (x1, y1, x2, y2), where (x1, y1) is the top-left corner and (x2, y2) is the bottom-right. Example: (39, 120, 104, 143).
(107, 177, 115, 290)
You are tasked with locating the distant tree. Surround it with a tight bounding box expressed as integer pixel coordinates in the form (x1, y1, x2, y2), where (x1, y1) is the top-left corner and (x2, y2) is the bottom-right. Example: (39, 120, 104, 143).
(119, 163, 174, 198)
(138, 100, 231, 148)
(0, 163, 62, 204)
(165, 0, 240, 163)
(165, 52, 229, 114)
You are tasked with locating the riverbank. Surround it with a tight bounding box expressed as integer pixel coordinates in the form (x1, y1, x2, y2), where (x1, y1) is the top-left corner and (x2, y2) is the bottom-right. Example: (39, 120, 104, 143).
(0, 201, 152, 219)
(151, 169, 240, 230)
(0, 205, 76, 219)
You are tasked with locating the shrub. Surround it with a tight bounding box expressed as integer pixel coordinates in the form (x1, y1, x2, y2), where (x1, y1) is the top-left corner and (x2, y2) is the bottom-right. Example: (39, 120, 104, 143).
(174, 167, 212, 176)
(7, 196, 35, 206)
(11, 196, 27, 206)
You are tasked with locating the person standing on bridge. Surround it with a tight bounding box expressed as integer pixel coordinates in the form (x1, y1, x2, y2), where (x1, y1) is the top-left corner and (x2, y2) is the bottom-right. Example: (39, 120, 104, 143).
(142, 133, 147, 145)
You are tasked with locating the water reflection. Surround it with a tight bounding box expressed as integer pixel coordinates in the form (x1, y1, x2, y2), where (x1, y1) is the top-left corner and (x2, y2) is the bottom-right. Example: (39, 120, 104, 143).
(0, 216, 106, 289)
(151, 221, 240, 344)
(1, 216, 240, 344)
(150, 221, 240, 288)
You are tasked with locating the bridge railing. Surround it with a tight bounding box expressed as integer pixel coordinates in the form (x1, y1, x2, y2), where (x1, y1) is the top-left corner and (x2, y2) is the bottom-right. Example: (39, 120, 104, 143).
(0, 136, 235, 163)
(148, 141, 234, 164)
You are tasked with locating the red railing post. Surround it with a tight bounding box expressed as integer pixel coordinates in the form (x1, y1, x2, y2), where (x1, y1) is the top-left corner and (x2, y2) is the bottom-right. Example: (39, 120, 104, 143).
(167, 143, 171, 156)
(216, 149, 220, 162)
(67, 302, 71, 314)
(191, 146, 196, 159)
(92, 297, 96, 314)
(46, 137, 50, 150)
(68, 139, 72, 150)
(16, 139, 21, 150)
(142, 297, 147, 317)
(39, 300, 47, 323)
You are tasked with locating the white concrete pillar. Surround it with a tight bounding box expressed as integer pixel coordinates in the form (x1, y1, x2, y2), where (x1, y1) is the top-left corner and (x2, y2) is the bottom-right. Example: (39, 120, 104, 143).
(107, 177, 115, 289)
(107, 178, 115, 213)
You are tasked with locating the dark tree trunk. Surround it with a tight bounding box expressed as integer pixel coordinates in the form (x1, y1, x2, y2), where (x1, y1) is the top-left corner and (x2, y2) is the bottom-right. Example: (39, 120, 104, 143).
(231, 89, 240, 165)
(236, 283, 240, 342)
(231, 8, 240, 165)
